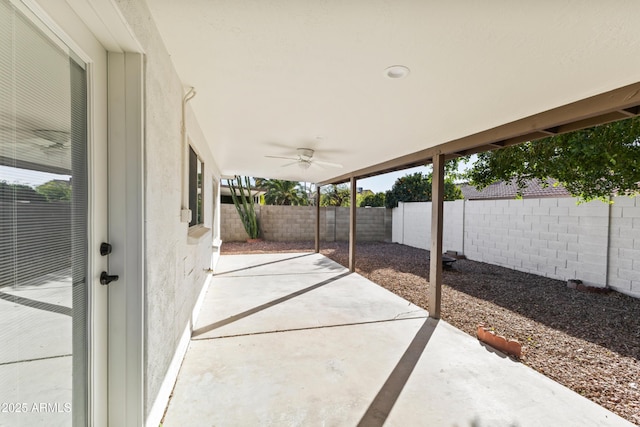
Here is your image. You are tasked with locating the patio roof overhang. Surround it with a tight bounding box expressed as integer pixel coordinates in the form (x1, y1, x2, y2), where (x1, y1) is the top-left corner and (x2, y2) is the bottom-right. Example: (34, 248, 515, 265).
(320, 82, 640, 185)
(146, 0, 640, 185)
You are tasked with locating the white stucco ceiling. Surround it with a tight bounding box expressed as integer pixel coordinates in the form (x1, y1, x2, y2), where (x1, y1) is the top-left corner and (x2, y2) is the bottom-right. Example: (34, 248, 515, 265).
(146, 0, 640, 184)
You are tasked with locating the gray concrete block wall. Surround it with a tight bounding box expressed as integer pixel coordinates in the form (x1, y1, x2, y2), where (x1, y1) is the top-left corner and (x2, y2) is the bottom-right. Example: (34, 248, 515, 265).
(261, 205, 316, 241)
(357, 207, 388, 241)
(220, 204, 262, 241)
(324, 208, 336, 242)
(335, 208, 351, 240)
(221, 204, 388, 242)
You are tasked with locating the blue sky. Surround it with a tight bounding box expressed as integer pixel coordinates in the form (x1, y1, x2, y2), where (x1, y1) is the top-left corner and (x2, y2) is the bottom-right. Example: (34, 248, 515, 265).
(0, 165, 70, 187)
(357, 155, 476, 193)
(358, 165, 432, 193)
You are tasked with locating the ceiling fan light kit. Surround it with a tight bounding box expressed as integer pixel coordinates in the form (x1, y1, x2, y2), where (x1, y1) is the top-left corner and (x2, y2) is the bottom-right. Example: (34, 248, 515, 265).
(297, 148, 314, 160)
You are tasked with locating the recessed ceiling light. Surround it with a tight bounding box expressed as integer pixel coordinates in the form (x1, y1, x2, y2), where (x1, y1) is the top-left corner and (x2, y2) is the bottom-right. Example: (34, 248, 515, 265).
(384, 65, 410, 79)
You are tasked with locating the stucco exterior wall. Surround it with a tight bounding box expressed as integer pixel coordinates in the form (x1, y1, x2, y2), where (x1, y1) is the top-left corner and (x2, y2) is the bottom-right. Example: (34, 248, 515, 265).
(221, 204, 390, 242)
(393, 197, 640, 298)
(114, 0, 221, 419)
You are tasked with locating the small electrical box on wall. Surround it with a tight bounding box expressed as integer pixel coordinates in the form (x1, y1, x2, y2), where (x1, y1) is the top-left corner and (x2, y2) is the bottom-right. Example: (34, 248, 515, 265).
(180, 209, 192, 223)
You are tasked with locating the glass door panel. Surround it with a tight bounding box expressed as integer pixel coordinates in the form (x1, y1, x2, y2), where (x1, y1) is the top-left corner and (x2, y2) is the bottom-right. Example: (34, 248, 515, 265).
(0, 1, 88, 425)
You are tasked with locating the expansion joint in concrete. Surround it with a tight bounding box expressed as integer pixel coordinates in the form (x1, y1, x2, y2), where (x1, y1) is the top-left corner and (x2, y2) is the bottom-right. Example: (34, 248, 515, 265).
(193, 315, 428, 341)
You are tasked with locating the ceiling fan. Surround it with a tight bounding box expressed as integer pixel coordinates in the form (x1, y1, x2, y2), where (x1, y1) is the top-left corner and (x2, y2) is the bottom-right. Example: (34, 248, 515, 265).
(0, 126, 70, 152)
(265, 148, 342, 170)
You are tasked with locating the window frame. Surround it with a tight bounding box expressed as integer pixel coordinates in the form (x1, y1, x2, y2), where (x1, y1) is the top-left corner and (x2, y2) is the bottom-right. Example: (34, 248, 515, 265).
(188, 145, 204, 227)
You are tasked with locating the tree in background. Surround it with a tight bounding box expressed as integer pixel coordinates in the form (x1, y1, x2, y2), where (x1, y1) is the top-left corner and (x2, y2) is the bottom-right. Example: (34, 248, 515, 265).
(358, 191, 385, 207)
(384, 172, 463, 208)
(254, 178, 309, 205)
(465, 116, 640, 202)
(36, 180, 71, 201)
(320, 184, 351, 207)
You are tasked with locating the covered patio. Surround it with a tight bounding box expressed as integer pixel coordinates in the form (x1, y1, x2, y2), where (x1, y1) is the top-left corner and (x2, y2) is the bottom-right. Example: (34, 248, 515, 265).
(162, 253, 632, 426)
(145, 4, 640, 421)
(5, 1, 640, 425)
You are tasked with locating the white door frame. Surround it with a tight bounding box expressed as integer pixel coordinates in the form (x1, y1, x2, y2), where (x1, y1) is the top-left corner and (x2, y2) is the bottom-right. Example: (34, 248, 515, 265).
(106, 51, 145, 427)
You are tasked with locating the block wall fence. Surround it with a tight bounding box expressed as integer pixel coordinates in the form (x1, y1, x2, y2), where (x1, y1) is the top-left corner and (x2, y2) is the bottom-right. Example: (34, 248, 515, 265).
(221, 204, 392, 243)
(392, 197, 640, 299)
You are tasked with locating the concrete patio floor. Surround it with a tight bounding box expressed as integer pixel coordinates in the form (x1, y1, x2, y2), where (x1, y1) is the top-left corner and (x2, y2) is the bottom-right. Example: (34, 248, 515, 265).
(162, 252, 633, 427)
(0, 269, 72, 427)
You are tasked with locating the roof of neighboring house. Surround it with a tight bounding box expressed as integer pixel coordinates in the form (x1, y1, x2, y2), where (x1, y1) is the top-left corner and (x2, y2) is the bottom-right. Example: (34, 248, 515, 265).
(460, 179, 571, 200)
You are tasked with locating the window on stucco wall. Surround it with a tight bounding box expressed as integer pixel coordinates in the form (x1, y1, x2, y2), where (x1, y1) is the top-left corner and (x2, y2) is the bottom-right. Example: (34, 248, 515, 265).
(188, 145, 204, 227)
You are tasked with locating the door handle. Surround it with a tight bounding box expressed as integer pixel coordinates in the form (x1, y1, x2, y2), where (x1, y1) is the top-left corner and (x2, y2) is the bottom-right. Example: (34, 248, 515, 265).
(100, 271, 119, 285)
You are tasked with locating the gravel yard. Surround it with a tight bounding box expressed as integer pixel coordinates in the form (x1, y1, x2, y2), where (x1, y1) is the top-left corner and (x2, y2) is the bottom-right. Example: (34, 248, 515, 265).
(221, 240, 640, 424)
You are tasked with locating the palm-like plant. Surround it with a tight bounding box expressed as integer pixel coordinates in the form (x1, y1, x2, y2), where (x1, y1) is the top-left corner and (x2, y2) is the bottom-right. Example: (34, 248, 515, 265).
(256, 179, 309, 206)
(320, 184, 351, 206)
(227, 176, 260, 239)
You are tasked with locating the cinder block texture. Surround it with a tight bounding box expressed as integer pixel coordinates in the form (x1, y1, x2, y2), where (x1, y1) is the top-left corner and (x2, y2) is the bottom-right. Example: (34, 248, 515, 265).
(221, 205, 389, 242)
(609, 196, 640, 297)
(464, 198, 609, 287)
(391, 200, 465, 254)
(393, 196, 640, 299)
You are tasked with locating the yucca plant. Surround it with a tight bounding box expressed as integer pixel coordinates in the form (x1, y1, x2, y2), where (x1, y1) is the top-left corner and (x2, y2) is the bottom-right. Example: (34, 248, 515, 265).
(227, 175, 260, 239)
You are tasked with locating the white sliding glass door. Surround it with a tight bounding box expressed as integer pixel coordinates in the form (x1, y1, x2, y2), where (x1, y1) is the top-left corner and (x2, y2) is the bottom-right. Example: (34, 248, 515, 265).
(0, 1, 106, 425)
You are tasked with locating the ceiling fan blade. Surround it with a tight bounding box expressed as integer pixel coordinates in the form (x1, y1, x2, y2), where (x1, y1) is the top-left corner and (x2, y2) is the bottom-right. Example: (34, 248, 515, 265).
(265, 155, 298, 161)
(314, 159, 343, 168)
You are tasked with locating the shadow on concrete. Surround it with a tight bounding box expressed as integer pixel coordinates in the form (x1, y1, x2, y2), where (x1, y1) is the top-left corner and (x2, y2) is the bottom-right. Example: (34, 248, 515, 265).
(0, 291, 72, 317)
(357, 317, 438, 427)
(214, 253, 315, 276)
(466, 418, 520, 427)
(192, 271, 352, 338)
(312, 255, 350, 272)
(477, 341, 515, 361)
